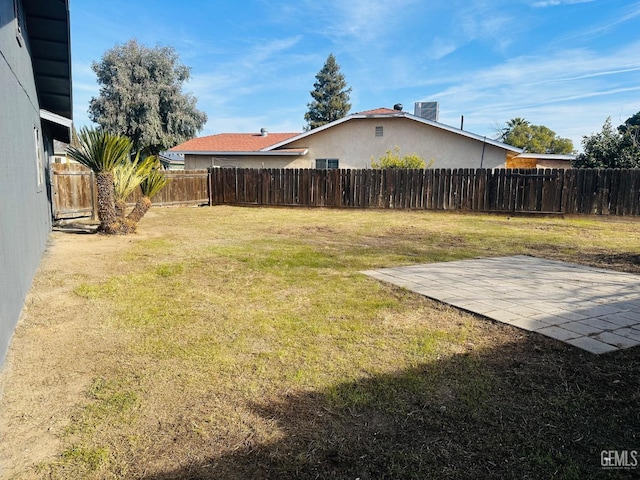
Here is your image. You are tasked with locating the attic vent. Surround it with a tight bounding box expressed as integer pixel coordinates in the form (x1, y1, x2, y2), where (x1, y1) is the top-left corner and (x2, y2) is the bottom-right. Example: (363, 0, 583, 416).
(375, 126, 383, 137)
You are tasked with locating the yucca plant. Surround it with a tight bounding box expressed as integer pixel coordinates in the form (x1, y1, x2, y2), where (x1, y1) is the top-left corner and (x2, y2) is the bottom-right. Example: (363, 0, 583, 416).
(127, 157, 169, 224)
(66, 128, 132, 234)
(112, 153, 155, 219)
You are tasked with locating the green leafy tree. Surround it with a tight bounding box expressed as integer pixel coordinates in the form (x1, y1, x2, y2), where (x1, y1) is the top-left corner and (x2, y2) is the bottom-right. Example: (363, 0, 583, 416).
(371, 146, 433, 169)
(66, 128, 132, 234)
(573, 116, 640, 168)
(618, 111, 640, 154)
(89, 39, 207, 156)
(618, 111, 640, 136)
(499, 118, 574, 154)
(304, 54, 351, 131)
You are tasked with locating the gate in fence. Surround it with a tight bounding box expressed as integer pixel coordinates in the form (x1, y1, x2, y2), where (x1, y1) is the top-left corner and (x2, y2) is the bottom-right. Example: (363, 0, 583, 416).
(51, 163, 96, 220)
(50, 164, 209, 221)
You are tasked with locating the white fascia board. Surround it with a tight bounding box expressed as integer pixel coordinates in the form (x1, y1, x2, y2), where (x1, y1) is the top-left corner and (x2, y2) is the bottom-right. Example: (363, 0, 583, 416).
(174, 149, 308, 156)
(262, 117, 353, 151)
(265, 111, 523, 154)
(402, 113, 524, 153)
(40, 109, 72, 128)
(516, 153, 576, 160)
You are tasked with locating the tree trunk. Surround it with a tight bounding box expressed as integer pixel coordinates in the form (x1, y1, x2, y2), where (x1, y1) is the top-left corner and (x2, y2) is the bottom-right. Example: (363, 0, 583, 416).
(115, 199, 127, 220)
(95, 172, 119, 234)
(127, 196, 152, 224)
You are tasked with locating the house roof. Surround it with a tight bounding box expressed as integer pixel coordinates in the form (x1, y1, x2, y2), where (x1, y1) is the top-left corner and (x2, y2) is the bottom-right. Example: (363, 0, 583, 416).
(173, 108, 523, 158)
(24, 0, 72, 123)
(171, 132, 301, 154)
(357, 108, 401, 115)
(515, 153, 576, 160)
(265, 108, 523, 155)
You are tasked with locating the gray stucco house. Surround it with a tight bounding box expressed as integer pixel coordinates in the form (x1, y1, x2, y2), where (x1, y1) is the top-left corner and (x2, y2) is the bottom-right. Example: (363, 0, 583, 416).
(0, 0, 72, 363)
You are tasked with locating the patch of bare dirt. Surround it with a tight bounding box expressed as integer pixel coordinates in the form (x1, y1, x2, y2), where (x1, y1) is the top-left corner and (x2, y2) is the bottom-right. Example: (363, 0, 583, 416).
(0, 220, 155, 477)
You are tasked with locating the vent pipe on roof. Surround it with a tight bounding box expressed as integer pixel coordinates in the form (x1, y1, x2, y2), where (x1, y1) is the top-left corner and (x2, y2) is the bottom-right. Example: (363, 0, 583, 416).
(393, 103, 403, 111)
(260, 128, 268, 137)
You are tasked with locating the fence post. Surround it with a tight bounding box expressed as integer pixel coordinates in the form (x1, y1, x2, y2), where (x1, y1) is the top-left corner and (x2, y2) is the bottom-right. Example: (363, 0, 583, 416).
(207, 168, 213, 206)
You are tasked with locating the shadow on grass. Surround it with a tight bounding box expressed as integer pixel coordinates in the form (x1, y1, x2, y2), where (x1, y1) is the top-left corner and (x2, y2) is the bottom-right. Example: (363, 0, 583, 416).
(143, 334, 640, 480)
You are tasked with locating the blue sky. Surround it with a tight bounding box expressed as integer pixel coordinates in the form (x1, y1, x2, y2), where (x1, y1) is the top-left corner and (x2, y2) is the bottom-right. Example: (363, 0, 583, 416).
(70, 0, 640, 151)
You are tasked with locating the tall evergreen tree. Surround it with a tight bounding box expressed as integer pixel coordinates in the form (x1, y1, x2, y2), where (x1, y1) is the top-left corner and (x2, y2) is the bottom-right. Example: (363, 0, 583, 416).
(304, 54, 351, 131)
(89, 39, 207, 156)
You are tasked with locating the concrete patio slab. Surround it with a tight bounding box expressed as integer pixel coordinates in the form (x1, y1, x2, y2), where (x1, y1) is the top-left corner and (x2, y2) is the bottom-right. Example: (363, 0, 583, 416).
(362, 255, 640, 354)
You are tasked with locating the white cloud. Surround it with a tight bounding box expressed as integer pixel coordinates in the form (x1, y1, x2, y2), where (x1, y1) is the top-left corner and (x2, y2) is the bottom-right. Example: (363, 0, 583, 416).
(419, 40, 640, 149)
(531, 0, 595, 7)
(428, 37, 459, 60)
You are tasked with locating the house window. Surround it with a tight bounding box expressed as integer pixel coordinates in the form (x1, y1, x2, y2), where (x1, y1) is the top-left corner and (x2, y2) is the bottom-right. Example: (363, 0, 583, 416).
(375, 126, 383, 137)
(34, 126, 44, 189)
(316, 158, 339, 169)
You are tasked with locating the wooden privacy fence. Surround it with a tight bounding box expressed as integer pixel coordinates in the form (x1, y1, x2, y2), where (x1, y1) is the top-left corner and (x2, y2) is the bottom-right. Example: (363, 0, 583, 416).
(51, 164, 640, 219)
(210, 167, 640, 216)
(51, 164, 209, 220)
(51, 163, 96, 219)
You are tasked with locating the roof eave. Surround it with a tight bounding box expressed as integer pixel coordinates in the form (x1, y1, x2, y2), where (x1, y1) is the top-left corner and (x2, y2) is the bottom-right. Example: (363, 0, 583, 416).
(40, 109, 72, 142)
(24, 0, 72, 122)
(263, 118, 353, 151)
(266, 111, 523, 154)
(175, 149, 308, 156)
(516, 153, 576, 160)
(402, 112, 524, 153)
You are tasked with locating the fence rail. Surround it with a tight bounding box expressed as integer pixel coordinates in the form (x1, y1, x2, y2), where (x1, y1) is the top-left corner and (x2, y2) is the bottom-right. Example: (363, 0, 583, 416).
(51, 164, 640, 219)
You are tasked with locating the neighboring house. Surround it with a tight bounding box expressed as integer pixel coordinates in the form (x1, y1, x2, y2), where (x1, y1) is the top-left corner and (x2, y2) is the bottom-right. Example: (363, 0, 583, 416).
(171, 108, 523, 170)
(53, 139, 70, 163)
(506, 153, 575, 169)
(172, 131, 303, 169)
(159, 151, 185, 170)
(0, 0, 72, 363)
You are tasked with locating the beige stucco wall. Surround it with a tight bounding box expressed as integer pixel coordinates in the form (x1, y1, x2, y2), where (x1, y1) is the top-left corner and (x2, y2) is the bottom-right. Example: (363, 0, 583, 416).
(282, 117, 508, 170)
(186, 117, 509, 170)
(185, 154, 309, 170)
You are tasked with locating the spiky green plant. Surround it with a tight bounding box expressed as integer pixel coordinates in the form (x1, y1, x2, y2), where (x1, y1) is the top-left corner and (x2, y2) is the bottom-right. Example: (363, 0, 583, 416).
(66, 128, 132, 233)
(112, 153, 156, 219)
(127, 158, 169, 224)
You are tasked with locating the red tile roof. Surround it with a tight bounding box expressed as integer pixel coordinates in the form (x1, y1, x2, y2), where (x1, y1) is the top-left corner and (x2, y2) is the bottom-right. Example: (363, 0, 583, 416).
(171, 132, 300, 152)
(357, 108, 401, 115)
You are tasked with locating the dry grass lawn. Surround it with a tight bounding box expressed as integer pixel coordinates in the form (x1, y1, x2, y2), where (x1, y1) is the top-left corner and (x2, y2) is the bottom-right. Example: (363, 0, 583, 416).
(1, 206, 639, 479)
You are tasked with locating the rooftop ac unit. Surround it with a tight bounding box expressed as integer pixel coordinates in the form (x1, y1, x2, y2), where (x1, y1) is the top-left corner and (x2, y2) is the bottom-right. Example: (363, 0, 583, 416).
(414, 102, 439, 121)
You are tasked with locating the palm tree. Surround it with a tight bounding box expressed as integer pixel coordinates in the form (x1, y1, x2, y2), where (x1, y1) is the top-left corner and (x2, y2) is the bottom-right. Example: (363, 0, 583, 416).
(499, 117, 530, 142)
(127, 157, 169, 224)
(67, 128, 132, 234)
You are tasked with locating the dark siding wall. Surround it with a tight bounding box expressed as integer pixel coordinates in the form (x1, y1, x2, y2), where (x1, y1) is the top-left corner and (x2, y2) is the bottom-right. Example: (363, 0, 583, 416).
(0, 0, 53, 363)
